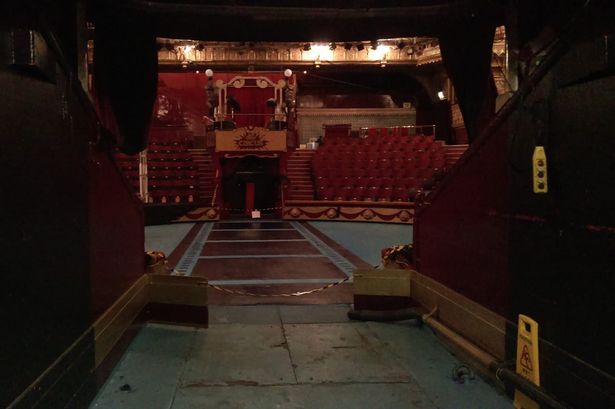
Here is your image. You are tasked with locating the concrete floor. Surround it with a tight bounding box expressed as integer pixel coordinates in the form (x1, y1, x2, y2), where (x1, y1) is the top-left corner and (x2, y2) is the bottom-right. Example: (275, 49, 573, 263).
(90, 305, 512, 409)
(96, 222, 514, 408)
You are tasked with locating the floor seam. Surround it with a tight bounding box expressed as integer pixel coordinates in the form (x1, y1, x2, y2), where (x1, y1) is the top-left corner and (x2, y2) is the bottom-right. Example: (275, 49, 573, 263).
(279, 308, 299, 385)
(167, 328, 199, 409)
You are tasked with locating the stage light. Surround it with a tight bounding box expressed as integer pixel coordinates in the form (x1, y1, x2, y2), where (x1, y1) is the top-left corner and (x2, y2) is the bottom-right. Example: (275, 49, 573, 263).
(303, 43, 311, 51)
(284, 69, 293, 78)
(356, 43, 365, 51)
(437, 91, 446, 100)
(329, 42, 337, 50)
(205, 68, 214, 79)
(315, 58, 321, 68)
(344, 42, 352, 51)
(303, 70, 307, 74)
(195, 70, 200, 74)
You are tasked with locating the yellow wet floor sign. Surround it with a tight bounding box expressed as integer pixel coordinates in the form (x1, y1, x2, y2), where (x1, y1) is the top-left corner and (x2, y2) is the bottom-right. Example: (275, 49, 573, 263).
(514, 315, 540, 409)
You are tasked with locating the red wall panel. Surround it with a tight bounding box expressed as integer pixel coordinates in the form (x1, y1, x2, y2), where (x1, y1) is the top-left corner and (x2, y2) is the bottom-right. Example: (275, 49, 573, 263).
(88, 151, 145, 317)
(415, 127, 509, 316)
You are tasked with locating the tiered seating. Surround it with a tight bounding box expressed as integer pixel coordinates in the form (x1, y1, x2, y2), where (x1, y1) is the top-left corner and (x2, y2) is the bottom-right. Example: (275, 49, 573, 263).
(312, 132, 446, 202)
(147, 140, 198, 204)
(115, 152, 140, 193)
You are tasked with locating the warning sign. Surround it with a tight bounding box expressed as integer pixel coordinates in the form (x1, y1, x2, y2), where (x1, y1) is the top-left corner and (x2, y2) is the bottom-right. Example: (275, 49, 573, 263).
(514, 315, 540, 409)
(519, 345, 533, 371)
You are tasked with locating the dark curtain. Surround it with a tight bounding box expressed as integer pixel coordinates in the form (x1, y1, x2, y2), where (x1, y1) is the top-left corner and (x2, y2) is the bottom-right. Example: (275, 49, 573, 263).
(93, 13, 158, 154)
(439, 23, 497, 143)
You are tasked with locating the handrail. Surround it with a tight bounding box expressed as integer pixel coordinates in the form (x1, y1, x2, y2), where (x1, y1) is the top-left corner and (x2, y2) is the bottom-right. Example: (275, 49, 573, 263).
(211, 169, 220, 207)
(359, 124, 436, 137)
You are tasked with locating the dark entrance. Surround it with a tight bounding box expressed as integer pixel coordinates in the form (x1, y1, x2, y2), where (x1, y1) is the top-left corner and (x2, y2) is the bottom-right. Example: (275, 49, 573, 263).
(221, 156, 280, 216)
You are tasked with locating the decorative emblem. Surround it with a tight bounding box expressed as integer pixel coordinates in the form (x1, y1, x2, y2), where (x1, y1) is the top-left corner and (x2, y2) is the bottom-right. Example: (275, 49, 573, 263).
(326, 208, 338, 219)
(289, 208, 301, 217)
(234, 126, 269, 150)
(362, 209, 375, 219)
(399, 210, 411, 222)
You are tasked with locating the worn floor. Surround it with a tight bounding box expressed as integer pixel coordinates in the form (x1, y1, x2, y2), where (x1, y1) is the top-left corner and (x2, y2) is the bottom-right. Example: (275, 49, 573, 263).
(89, 221, 513, 409)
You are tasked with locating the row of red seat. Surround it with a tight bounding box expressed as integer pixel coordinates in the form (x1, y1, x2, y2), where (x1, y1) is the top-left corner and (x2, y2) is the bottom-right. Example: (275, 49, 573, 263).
(317, 186, 419, 202)
(148, 189, 196, 204)
(314, 156, 445, 172)
(325, 134, 435, 146)
(363, 127, 434, 138)
(315, 173, 435, 189)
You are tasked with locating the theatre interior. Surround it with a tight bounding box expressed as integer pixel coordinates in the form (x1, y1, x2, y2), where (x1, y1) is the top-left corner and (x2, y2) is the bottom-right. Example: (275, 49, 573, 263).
(2, 1, 615, 408)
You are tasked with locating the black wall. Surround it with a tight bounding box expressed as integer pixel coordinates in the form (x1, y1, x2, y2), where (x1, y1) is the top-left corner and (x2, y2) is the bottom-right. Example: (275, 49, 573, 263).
(507, 33, 615, 408)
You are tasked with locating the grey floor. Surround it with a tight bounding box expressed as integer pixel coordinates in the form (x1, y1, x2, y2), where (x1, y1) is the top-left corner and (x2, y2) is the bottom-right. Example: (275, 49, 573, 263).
(92, 222, 513, 408)
(90, 305, 512, 409)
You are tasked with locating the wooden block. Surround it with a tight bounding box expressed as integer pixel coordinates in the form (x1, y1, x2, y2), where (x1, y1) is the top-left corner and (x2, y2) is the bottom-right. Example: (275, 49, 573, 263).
(353, 268, 412, 310)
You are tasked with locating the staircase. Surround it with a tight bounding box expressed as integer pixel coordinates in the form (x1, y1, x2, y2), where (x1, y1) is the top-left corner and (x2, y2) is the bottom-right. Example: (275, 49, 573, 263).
(286, 149, 316, 201)
(189, 149, 217, 205)
(444, 144, 469, 168)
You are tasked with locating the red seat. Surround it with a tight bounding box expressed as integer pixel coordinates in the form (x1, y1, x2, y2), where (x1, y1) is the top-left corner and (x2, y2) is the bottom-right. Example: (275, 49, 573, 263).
(319, 187, 335, 200)
(333, 187, 350, 201)
(349, 187, 365, 201)
(376, 187, 393, 201)
(392, 187, 410, 202)
(364, 186, 379, 201)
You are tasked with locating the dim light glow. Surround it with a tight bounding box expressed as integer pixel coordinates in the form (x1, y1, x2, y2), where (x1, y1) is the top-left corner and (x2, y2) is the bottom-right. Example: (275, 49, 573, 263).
(368, 45, 391, 61)
(306, 44, 333, 61)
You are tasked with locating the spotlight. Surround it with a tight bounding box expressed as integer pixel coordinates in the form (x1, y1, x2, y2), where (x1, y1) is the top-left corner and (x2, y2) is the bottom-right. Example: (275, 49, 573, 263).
(329, 42, 337, 51)
(205, 68, 214, 79)
(303, 43, 311, 51)
(302, 70, 307, 74)
(284, 69, 293, 78)
(343, 42, 352, 51)
(356, 43, 365, 51)
(370, 40, 379, 50)
(437, 91, 446, 100)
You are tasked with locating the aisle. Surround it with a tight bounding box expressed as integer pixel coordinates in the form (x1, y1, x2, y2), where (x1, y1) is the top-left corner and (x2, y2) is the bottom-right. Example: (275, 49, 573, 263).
(165, 220, 371, 305)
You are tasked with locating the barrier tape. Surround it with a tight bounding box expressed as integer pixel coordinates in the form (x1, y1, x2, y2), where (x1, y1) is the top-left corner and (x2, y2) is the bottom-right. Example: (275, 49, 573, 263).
(216, 206, 284, 212)
(207, 276, 350, 297)
(151, 250, 351, 298)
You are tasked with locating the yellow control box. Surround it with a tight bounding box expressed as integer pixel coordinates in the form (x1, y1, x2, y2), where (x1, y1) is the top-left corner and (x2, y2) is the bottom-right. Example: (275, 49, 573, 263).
(532, 146, 548, 194)
(514, 314, 540, 409)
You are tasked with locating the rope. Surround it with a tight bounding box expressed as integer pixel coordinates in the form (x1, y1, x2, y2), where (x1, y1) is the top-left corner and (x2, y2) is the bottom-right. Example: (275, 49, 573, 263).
(217, 205, 284, 212)
(207, 276, 350, 297)
(158, 256, 351, 297)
